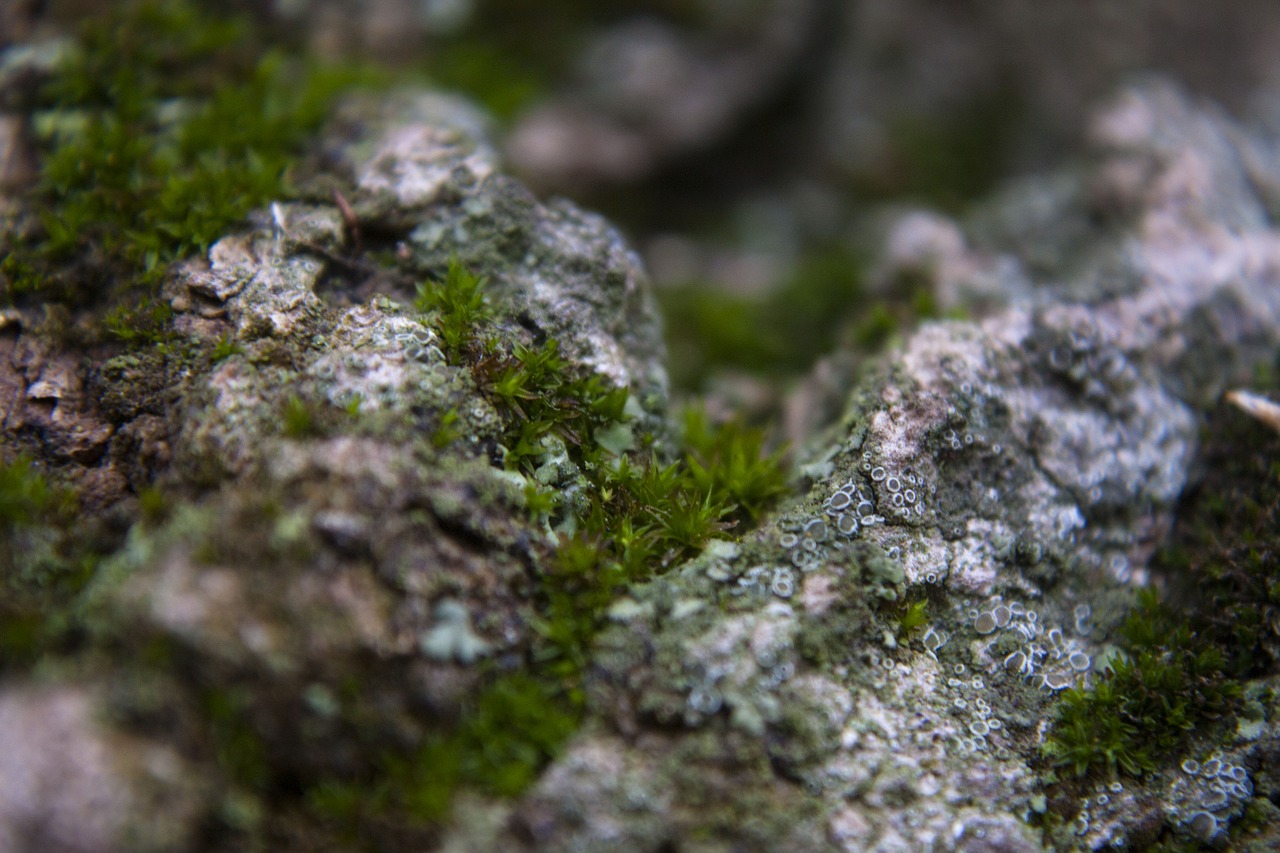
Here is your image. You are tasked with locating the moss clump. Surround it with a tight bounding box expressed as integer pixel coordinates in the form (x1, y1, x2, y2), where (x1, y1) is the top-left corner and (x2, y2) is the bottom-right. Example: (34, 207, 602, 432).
(0, 453, 59, 533)
(1, 0, 382, 323)
(1042, 589, 1241, 778)
(413, 258, 492, 359)
(893, 596, 930, 640)
(1041, 375, 1280, 786)
(281, 395, 323, 440)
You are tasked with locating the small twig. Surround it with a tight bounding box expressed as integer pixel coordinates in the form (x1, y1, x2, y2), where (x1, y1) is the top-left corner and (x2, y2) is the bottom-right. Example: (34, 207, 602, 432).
(1225, 388, 1280, 435)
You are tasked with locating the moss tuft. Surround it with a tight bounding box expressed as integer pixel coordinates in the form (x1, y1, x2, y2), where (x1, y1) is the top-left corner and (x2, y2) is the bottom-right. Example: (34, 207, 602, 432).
(2, 0, 383, 327)
(1041, 589, 1241, 778)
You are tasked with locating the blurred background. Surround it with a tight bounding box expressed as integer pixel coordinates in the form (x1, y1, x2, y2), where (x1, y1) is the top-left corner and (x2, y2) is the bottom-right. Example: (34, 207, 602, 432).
(8, 0, 1280, 405)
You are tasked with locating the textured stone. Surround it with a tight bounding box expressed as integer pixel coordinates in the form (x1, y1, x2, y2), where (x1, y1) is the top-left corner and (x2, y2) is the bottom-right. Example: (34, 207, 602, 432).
(487, 79, 1280, 851)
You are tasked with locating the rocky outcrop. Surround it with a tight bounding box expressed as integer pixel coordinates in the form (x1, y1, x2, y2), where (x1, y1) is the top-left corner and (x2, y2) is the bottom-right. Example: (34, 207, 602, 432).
(4, 35, 1280, 850)
(485, 80, 1280, 852)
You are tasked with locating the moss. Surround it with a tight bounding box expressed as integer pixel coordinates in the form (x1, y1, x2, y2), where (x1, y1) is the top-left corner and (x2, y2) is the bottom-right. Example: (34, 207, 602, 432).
(1040, 366, 1280, 791)
(0, 453, 58, 531)
(0, 455, 104, 670)
(1, 0, 383, 326)
(413, 259, 493, 360)
(894, 596, 930, 639)
(281, 395, 323, 439)
(657, 246, 868, 390)
(1158, 395, 1280, 677)
(210, 333, 244, 364)
(1041, 588, 1242, 779)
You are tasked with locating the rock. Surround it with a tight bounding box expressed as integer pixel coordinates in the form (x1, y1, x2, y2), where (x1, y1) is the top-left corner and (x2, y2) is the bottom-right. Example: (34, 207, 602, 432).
(484, 79, 1280, 851)
(2, 83, 670, 849)
(0, 684, 207, 853)
(6, 19, 1280, 845)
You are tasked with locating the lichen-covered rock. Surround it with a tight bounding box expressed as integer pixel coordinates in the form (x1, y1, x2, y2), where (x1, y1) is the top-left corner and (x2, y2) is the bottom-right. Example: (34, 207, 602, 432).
(1, 86, 670, 849)
(7, 30, 1280, 846)
(488, 79, 1280, 851)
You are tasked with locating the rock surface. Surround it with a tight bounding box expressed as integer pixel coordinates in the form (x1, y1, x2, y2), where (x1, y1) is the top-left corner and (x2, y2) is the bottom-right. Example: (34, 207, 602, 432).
(476, 79, 1280, 851)
(1, 87, 669, 850)
(4, 39, 1280, 853)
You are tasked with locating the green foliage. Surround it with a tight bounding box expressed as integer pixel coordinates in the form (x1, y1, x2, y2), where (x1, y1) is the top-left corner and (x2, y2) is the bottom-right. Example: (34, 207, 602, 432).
(1156, 391, 1280, 677)
(0, 455, 100, 672)
(103, 298, 176, 346)
(2, 0, 382, 319)
(896, 597, 929, 638)
(681, 408, 790, 525)
(308, 673, 578, 831)
(400, 262, 793, 820)
(1042, 589, 1241, 778)
(1042, 383, 1280, 785)
(0, 454, 57, 531)
(413, 259, 492, 359)
(281, 395, 321, 439)
(528, 411, 788, 676)
(137, 486, 170, 527)
(456, 674, 581, 795)
(210, 334, 243, 364)
(429, 407, 462, 449)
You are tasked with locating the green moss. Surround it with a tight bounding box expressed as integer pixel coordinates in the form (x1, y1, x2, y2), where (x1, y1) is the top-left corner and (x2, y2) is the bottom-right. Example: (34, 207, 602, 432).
(1158, 395, 1280, 677)
(1041, 589, 1241, 779)
(427, 406, 461, 449)
(0, 454, 58, 531)
(657, 246, 867, 390)
(894, 597, 929, 639)
(413, 258, 493, 359)
(346, 263, 795, 824)
(0, 455, 103, 670)
(281, 395, 322, 439)
(210, 333, 244, 364)
(1039, 373, 1280, 790)
(2, 0, 383, 324)
(103, 298, 176, 346)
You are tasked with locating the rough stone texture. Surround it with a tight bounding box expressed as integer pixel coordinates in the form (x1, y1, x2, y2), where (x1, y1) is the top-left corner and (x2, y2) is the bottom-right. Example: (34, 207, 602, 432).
(5, 49, 1280, 851)
(467, 79, 1280, 851)
(1, 88, 670, 850)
